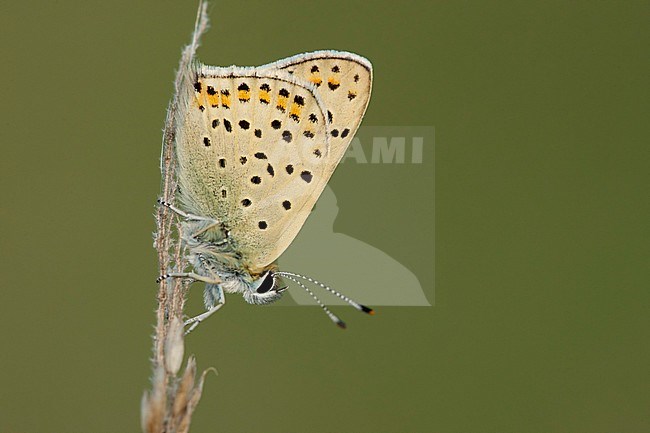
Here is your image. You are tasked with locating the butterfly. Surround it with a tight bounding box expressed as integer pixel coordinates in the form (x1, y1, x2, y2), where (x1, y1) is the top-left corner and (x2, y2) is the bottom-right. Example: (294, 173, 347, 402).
(158, 51, 374, 333)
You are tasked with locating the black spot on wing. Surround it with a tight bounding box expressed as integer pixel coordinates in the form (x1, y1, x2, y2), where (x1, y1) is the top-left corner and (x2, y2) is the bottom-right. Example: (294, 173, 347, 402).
(300, 171, 313, 183)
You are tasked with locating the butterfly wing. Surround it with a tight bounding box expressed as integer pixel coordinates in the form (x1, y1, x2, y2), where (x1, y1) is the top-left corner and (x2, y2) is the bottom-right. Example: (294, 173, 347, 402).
(175, 52, 372, 275)
(261, 51, 373, 166)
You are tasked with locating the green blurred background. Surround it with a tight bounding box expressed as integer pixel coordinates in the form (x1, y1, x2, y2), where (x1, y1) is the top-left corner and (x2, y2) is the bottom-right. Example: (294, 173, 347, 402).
(1, 1, 648, 432)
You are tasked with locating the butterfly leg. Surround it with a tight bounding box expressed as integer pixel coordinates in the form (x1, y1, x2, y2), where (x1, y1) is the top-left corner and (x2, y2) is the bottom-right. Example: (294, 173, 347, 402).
(157, 199, 215, 222)
(157, 199, 222, 238)
(156, 272, 221, 285)
(184, 286, 225, 334)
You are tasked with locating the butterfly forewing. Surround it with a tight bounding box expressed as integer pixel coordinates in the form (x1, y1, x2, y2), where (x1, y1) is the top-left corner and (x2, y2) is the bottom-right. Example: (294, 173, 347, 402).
(175, 65, 331, 273)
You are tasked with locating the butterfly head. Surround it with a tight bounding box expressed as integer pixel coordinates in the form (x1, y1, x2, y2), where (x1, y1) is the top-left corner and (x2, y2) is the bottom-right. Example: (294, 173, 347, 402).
(243, 271, 287, 305)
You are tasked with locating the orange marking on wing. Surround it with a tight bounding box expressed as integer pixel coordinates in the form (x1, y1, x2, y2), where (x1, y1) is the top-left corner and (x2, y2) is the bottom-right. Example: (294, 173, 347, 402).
(238, 90, 250, 101)
(259, 90, 271, 103)
(277, 96, 287, 112)
(207, 93, 219, 107)
(289, 103, 301, 119)
(220, 93, 230, 108)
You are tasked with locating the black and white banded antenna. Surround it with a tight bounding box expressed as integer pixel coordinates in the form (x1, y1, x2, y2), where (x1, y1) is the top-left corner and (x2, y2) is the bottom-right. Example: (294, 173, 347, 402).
(276, 271, 375, 329)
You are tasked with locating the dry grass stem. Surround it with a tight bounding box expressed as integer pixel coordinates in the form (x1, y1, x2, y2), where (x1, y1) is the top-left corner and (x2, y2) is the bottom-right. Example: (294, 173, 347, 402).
(141, 2, 212, 432)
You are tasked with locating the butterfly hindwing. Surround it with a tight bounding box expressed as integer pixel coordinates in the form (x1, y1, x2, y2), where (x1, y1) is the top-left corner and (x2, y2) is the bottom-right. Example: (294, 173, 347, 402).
(176, 65, 330, 273)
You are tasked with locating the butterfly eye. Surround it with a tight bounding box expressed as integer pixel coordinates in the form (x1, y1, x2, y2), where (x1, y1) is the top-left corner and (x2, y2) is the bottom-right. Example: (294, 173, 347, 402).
(255, 272, 275, 294)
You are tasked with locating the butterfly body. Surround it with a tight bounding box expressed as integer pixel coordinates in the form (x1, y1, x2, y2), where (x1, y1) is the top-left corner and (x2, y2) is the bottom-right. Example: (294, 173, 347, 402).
(180, 219, 282, 306)
(172, 51, 372, 314)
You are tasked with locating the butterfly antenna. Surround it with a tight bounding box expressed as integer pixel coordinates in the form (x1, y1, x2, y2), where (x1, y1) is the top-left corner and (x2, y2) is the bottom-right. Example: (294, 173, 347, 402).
(280, 274, 347, 329)
(276, 272, 375, 316)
